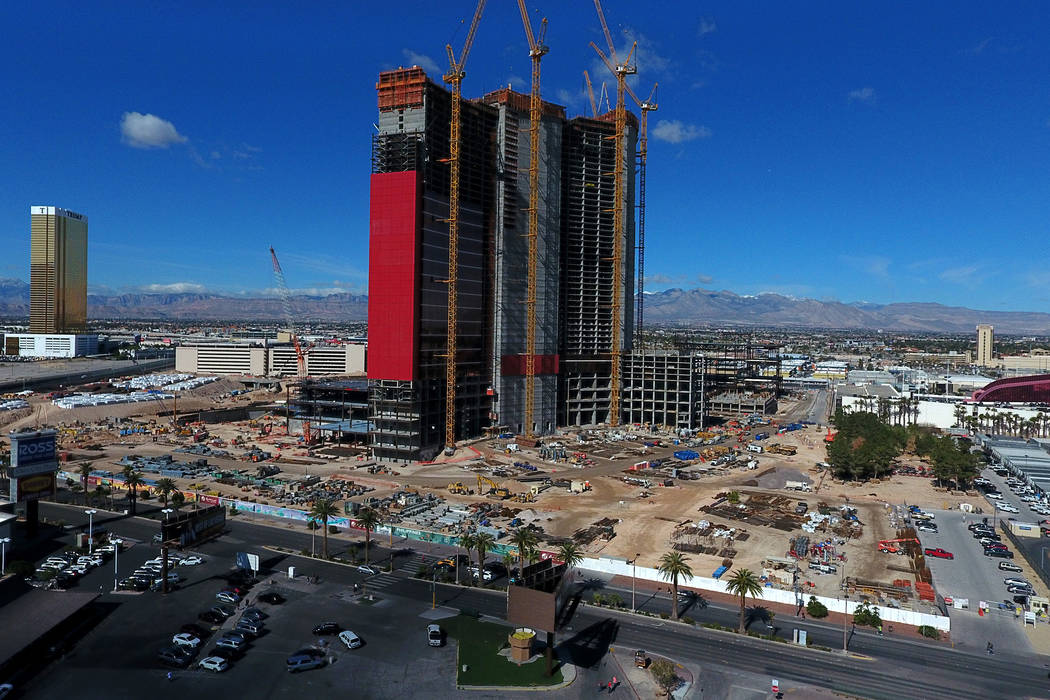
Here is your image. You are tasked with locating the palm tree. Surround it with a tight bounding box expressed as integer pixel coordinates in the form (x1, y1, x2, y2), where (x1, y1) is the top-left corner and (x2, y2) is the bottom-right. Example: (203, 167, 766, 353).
(357, 507, 380, 565)
(657, 551, 693, 621)
(557, 541, 584, 572)
(725, 568, 764, 633)
(156, 478, 177, 507)
(124, 471, 143, 515)
(171, 491, 186, 511)
(474, 532, 495, 582)
(511, 527, 539, 574)
(458, 533, 477, 584)
(78, 462, 94, 504)
(94, 484, 106, 509)
(501, 552, 516, 579)
(309, 499, 339, 559)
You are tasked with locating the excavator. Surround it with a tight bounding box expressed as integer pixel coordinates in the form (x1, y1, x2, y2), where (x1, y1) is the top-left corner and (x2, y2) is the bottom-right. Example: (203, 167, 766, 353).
(877, 538, 919, 555)
(477, 475, 511, 500)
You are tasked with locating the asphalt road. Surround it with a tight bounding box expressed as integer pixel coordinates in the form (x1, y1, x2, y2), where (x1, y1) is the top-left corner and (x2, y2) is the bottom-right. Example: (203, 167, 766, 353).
(28, 502, 1050, 700)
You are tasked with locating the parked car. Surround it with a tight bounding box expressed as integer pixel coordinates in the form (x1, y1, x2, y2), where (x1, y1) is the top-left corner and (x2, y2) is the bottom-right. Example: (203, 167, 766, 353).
(357, 565, 378, 576)
(1008, 585, 1035, 595)
(211, 605, 236, 619)
(234, 620, 263, 636)
(198, 656, 229, 673)
(338, 630, 363, 649)
(180, 556, 204, 566)
(924, 548, 954, 560)
(216, 591, 241, 605)
(208, 646, 244, 661)
(985, 549, 1015, 559)
(157, 646, 194, 668)
(241, 609, 267, 623)
(286, 650, 326, 673)
(983, 543, 1008, 551)
(312, 622, 340, 636)
(427, 624, 444, 647)
(258, 592, 285, 605)
(172, 633, 202, 649)
(198, 611, 224, 624)
(215, 636, 247, 651)
(998, 561, 1024, 572)
(1004, 577, 1031, 587)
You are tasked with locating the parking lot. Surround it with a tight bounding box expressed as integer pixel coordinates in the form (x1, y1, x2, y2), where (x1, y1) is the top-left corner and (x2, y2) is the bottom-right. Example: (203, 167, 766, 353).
(913, 466, 1050, 654)
(21, 540, 466, 699)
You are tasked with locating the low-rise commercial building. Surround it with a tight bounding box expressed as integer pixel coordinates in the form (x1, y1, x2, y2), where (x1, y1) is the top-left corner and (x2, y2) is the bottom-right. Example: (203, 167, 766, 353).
(175, 342, 365, 377)
(3, 333, 98, 358)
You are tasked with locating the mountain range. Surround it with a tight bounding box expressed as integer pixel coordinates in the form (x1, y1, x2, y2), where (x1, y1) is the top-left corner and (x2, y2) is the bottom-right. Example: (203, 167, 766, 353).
(0, 278, 1048, 333)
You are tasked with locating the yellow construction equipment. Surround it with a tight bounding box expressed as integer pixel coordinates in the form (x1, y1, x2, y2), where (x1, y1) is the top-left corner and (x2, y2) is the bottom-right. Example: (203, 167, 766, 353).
(583, 70, 598, 118)
(517, 0, 548, 439)
(590, 0, 636, 427)
(476, 474, 500, 495)
(626, 82, 657, 346)
(442, 0, 487, 455)
(512, 491, 535, 503)
(447, 482, 470, 495)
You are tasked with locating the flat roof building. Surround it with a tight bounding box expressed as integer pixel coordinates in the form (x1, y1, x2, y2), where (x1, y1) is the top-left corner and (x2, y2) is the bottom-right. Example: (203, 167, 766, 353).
(29, 206, 87, 334)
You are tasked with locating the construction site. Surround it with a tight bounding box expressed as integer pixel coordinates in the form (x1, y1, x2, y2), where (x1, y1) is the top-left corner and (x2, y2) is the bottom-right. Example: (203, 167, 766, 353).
(0, 2, 967, 634)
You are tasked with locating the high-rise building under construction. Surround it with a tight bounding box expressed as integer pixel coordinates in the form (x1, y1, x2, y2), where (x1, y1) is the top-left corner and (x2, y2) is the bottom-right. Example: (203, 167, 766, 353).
(367, 67, 635, 462)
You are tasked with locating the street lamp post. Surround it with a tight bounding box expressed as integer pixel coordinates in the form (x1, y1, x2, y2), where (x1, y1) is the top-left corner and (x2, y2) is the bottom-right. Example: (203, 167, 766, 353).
(841, 565, 850, 654)
(84, 509, 97, 554)
(112, 539, 123, 592)
(629, 553, 640, 611)
(160, 509, 173, 594)
(0, 537, 10, 575)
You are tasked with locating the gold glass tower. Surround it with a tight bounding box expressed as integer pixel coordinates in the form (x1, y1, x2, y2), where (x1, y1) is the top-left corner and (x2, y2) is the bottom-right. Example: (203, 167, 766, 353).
(29, 206, 88, 334)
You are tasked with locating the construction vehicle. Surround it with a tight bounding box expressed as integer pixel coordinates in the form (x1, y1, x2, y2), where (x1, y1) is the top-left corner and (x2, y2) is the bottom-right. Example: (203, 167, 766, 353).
(877, 538, 919, 555)
(511, 491, 535, 503)
(447, 482, 470, 495)
(442, 0, 487, 455)
(476, 474, 510, 499)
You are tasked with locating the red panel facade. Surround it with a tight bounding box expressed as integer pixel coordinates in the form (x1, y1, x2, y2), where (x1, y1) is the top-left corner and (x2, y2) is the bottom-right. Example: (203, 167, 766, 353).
(367, 171, 419, 381)
(500, 354, 560, 376)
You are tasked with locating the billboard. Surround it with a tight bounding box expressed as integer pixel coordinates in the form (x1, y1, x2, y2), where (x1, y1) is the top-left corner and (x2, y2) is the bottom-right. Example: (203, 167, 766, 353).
(160, 505, 226, 547)
(9, 430, 58, 477)
(507, 586, 557, 633)
(15, 473, 56, 502)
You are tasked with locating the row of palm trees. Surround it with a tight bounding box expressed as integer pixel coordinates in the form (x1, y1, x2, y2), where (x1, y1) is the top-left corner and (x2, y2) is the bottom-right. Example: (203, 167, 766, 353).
(851, 395, 922, 426)
(656, 551, 764, 632)
(307, 499, 381, 563)
(954, 404, 1050, 438)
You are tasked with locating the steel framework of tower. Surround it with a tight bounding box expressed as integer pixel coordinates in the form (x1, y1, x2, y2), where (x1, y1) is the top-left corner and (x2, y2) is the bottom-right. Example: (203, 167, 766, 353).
(628, 83, 658, 347)
(518, 1, 548, 438)
(443, 0, 487, 453)
(591, 0, 636, 427)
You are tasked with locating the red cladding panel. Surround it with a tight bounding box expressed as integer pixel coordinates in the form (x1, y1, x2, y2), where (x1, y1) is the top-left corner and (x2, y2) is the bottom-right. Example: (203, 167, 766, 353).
(500, 354, 560, 376)
(368, 171, 419, 381)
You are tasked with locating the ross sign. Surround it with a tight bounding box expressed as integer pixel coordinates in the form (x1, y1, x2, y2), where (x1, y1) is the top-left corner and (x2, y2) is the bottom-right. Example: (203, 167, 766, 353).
(15, 473, 56, 502)
(9, 430, 59, 478)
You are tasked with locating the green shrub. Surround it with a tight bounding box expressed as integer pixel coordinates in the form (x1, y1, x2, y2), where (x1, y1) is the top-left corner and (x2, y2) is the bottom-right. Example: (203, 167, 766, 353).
(918, 625, 940, 639)
(328, 525, 339, 534)
(852, 602, 882, 629)
(806, 596, 829, 618)
(592, 593, 604, 605)
(682, 616, 695, 625)
(727, 491, 740, 503)
(605, 593, 623, 607)
(659, 612, 669, 620)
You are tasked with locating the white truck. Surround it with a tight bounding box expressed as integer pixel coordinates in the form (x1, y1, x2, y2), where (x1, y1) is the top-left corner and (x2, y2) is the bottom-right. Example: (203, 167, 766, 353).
(785, 480, 812, 492)
(747, 443, 764, 454)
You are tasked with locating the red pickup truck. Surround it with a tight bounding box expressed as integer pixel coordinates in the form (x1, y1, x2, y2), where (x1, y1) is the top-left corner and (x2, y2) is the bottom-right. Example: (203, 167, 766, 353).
(924, 547, 954, 560)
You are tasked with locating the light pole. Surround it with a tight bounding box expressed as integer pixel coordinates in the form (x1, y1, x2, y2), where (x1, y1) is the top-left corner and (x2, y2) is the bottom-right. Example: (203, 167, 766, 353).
(841, 565, 850, 654)
(628, 553, 640, 611)
(84, 509, 97, 554)
(112, 539, 123, 592)
(160, 509, 173, 595)
(0, 537, 10, 575)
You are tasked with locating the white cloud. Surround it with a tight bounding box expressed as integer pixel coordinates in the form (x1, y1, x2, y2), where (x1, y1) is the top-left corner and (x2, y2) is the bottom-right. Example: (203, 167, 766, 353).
(696, 273, 713, 284)
(698, 19, 717, 36)
(841, 254, 890, 278)
(120, 112, 187, 149)
(848, 87, 876, 103)
(401, 49, 441, 76)
(644, 273, 673, 285)
(939, 265, 981, 284)
(137, 282, 206, 294)
(652, 119, 712, 143)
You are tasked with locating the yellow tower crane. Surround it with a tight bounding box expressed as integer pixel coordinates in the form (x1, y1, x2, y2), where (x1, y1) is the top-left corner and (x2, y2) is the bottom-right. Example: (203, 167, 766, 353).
(583, 70, 598, 118)
(590, 0, 636, 427)
(626, 83, 657, 347)
(442, 0, 487, 455)
(517, 1, 548, 439)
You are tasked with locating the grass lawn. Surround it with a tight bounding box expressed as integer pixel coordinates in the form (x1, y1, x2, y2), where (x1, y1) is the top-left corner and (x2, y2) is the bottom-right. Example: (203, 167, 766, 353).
(442, 614, 564, 687)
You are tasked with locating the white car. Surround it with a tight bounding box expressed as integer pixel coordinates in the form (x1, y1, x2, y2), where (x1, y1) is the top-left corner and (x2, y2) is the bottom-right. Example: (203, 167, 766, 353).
(216, 591, 240, 604)
(357, 565, 378, 576)
(180, 556, 204, 566)
(999, 505, 1020, 514)
(338, 630, 363, 649)
(198, 656, 229, 672)
(986, 493, 1003, 500)
(172, 633, 201, 649)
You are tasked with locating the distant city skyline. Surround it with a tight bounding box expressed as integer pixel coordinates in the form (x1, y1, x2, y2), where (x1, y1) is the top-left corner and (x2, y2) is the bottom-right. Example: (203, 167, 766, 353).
(2, 2, 1049, 311)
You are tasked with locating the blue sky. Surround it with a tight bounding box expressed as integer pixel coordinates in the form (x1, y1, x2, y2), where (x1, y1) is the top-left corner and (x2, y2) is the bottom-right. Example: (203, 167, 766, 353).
(2, 1, 1049, 311)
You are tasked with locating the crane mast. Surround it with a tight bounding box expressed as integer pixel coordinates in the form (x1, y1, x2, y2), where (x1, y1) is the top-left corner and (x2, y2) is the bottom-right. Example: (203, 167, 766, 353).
(631, 84, 657, 347)
(591, 0, 636, 427)
(442, 0, 487, 454)
(517, 1, 548, 438)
